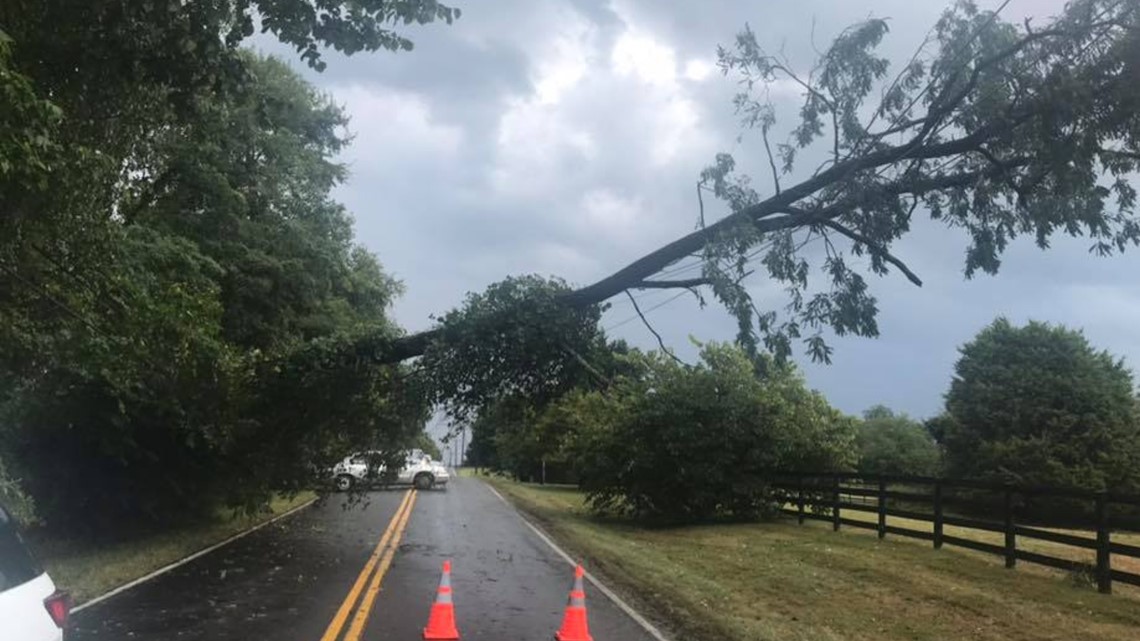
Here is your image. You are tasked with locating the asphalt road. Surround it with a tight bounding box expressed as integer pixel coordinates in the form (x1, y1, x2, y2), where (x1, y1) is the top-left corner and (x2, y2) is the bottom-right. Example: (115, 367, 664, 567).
(71, 477, 659, 641)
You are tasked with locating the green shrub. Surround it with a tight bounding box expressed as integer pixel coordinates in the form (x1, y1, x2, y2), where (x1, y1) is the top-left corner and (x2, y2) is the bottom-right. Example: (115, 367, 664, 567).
(569, 343, 857, 523)
(855, 406, 941, 477)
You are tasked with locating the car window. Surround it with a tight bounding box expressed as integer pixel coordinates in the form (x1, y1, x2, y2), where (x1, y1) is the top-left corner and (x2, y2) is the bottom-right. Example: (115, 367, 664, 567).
(0, 506, 42, 592)
(350, 456, 366, 465)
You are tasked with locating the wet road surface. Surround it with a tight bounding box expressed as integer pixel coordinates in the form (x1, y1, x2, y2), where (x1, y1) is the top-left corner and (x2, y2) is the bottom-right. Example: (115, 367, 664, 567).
(71, 477, 659, 641)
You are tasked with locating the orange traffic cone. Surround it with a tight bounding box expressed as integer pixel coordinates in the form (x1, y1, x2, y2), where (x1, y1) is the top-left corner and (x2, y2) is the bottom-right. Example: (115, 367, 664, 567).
(555, 564, 593, 641)
(423, 560, 460, 640)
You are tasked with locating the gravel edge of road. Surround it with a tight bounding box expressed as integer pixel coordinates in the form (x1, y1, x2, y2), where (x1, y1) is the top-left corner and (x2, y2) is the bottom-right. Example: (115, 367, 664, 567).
(73, 496, 318, 613)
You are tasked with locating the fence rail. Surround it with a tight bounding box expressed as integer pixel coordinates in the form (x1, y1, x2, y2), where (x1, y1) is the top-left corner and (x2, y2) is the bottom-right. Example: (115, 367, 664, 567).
(770, 472, 1140, 594)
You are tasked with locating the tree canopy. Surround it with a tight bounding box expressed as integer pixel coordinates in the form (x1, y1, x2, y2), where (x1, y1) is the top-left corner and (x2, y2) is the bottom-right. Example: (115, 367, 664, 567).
(0, 1, 455, 532)
(940, 318, 1140, 493)
(419, 275, 610, 423)
(855, 405, 942, 477)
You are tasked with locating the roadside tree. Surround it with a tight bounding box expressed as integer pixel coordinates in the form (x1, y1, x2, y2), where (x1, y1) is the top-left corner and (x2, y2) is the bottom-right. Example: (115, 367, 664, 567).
(941, 318, 1140, 496)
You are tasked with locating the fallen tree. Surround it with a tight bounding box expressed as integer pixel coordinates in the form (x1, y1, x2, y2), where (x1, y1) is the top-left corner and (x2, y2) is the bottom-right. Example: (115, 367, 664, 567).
(364, 0, 1140, 367)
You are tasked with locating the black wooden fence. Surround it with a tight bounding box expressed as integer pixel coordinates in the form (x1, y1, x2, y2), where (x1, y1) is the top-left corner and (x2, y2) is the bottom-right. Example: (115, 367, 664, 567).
(770, 472, 1140, 594)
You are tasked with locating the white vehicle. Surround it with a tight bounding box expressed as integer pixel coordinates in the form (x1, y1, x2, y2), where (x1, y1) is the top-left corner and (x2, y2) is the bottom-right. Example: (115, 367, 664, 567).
(0, 503, 69, 641)
(332, 449, 449, 491)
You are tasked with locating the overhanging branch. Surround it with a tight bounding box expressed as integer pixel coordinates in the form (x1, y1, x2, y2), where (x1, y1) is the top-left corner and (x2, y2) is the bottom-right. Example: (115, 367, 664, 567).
(818, 219, 923, 287)
(362, 15, 1099, 365)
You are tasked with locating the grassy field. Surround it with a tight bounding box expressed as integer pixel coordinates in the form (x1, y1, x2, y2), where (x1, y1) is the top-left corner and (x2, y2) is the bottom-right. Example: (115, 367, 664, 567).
(32, 492, 316, 604)
(480, 474, 1140, 641)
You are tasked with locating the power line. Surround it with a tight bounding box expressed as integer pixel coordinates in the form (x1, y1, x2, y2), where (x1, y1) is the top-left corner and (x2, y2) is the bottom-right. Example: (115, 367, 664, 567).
(0, 262, 107, 337)
(605, 286, 675, 309)
(604, 290, 689, 332)
(654, 257, 704, 278)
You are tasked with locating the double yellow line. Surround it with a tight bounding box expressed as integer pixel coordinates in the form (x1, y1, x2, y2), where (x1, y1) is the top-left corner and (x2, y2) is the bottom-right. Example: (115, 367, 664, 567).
(321, 489, 418, 641)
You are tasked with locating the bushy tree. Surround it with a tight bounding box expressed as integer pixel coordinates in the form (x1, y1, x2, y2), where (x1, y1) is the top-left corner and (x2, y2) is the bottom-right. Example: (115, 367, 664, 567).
(572, 343, 856, 523)
(941, 318, 1140, 494)
(855, 406, 941, 476)
(0, 52, 419, 533)
(420, 275, 607, 424)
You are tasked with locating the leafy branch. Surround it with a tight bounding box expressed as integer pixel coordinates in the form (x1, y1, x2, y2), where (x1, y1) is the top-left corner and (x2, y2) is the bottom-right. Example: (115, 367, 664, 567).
(360, 0, 1139, 366)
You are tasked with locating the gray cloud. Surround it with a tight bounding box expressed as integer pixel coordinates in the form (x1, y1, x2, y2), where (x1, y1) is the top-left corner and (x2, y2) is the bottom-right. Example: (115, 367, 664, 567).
(262, 0, 1140, 419)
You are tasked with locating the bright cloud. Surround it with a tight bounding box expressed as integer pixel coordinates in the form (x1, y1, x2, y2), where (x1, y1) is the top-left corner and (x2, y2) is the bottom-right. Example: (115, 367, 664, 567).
(611, 31, 678, 87)
(490, 96, 597, 199)
(581, 189, 643, 234)
(684, 59, 714, 81)
(332, 85, 463, 160)
(533, 18, 595, 105)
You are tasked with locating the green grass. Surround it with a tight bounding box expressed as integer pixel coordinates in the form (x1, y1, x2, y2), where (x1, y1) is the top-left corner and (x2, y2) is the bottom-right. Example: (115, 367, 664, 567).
(32, 492, 316, 604)
(482, 474, 1140, 641)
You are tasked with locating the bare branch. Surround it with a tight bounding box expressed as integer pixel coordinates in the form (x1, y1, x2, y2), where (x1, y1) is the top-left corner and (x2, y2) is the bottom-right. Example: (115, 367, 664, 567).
(831, 108, 840, 165)
(976, 146, 1032, 201)
(1100, 147, 1140, 161)
(904, 195, 919, 224)
(762, 126, 781, 195)
(696, 180, 707, 229)
(867, 116, 929, 141)
(625, 290, 684, 364)
(817, 219, 923, 287)
(775, 61, 836, 113)
(820, 227, 838, 260)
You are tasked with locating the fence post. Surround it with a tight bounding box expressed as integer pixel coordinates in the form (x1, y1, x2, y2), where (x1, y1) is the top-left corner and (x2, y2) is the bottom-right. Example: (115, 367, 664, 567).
(1096, 494, 1112, 595)
(1003, 488, 1016, 569)
(933, 481, 944, 550)
(832, 475, 841, 532)
(877, 478, 887, 539)
(797, 476, 805, 525)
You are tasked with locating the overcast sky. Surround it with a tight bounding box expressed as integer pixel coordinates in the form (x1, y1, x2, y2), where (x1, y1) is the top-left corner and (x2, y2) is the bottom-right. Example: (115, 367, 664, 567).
(257, 0, 1140, 421)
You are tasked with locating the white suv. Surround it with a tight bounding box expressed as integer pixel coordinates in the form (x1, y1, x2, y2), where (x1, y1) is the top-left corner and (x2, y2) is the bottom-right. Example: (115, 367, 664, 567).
(331, 449, 449, 491)
(0, 504, 69, 641)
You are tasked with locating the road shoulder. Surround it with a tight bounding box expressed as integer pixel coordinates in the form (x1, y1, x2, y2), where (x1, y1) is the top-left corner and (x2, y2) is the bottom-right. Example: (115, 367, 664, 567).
(477, 475, 678, 641)
(34, 493, 316, 607)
